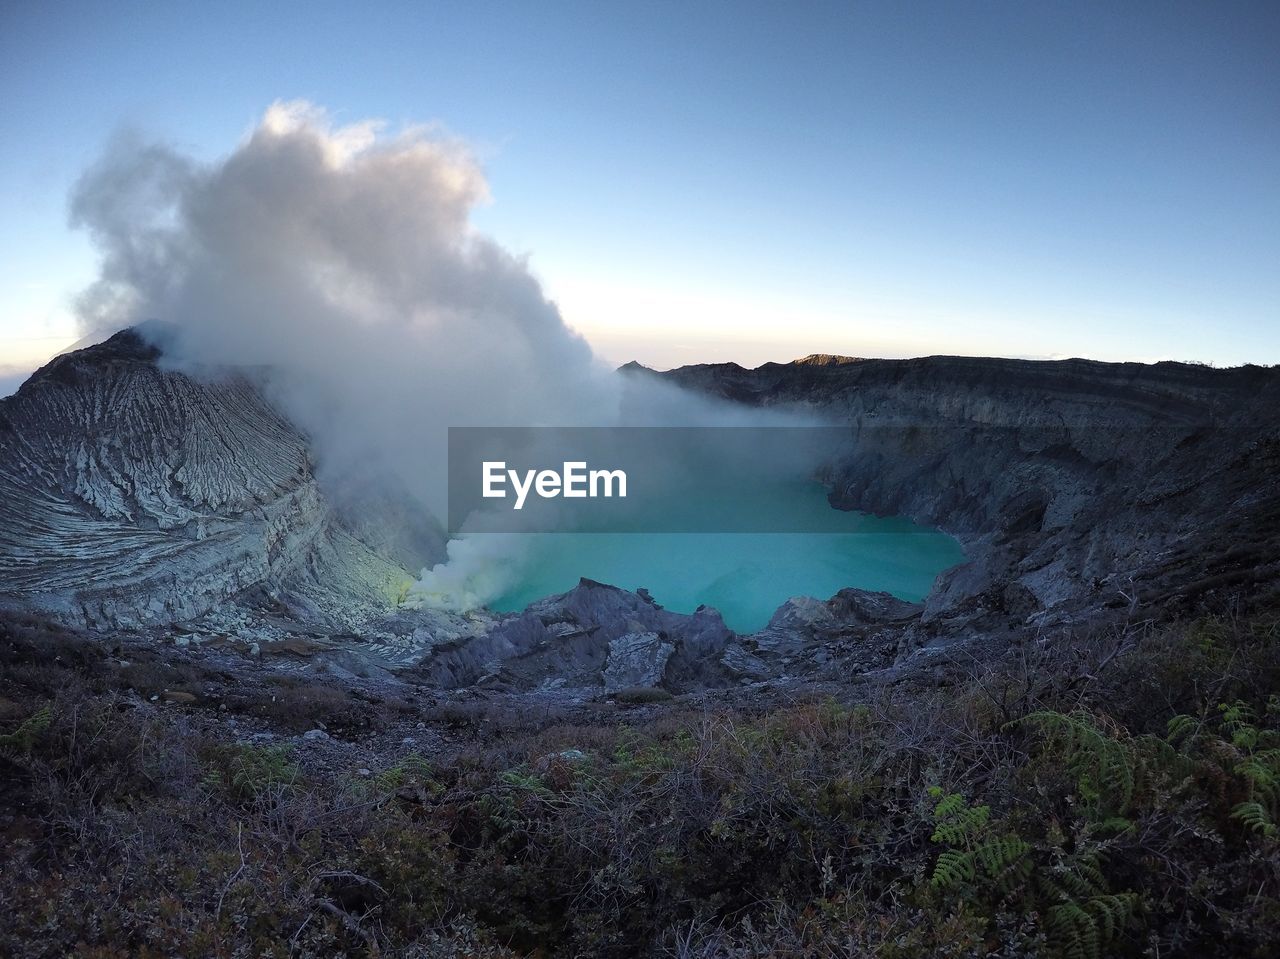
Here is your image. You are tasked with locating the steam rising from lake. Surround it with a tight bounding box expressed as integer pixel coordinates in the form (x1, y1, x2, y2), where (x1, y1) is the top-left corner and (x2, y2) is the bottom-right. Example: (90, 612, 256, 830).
(71, 101, 611, 496)
(69, 100, 821, 612)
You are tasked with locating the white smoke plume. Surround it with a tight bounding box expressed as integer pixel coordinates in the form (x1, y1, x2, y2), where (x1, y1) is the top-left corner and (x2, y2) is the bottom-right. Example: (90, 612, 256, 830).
(69, 101, 821, 611)
(72, 101, 615, 487)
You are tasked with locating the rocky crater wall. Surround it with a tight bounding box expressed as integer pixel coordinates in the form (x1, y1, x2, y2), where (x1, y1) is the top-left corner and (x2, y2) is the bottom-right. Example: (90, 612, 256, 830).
(649, 355, 1280, 646)
(0, 330, 445, 631)
(4, 332, 1279, 692)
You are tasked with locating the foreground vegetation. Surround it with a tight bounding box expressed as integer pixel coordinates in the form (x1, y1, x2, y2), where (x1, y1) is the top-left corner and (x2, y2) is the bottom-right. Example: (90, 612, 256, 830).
(1, 613, 1278, 957)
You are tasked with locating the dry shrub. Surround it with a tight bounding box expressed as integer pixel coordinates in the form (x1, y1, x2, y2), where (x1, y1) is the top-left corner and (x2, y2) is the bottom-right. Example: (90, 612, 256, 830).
(2, 612, 1279, 957)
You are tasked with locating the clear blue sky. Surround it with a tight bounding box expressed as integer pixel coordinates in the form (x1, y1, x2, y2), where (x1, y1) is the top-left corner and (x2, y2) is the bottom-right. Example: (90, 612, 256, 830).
(1, 0, 1277, 378)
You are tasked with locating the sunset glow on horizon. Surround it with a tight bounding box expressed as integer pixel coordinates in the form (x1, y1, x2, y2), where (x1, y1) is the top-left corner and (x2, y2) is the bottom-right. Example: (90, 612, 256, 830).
(2, 1, 1277, 392)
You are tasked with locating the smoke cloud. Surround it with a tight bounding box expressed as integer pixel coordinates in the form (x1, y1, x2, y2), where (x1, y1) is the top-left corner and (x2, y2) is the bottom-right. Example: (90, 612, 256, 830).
(70, 101, 822, 611)
(72, 102, 615, 486)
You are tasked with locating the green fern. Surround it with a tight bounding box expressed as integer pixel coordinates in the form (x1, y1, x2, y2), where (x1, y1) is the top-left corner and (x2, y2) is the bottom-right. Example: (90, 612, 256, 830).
(1165, 712, 1200, 744)
(1087, 815, 1135, 837)
(1173, 700, 1280, 839)
(376, 754, 438, 792)
(202, 744, 298, 802)
(1047, 891, 1139, 959)
(1042, 850, 1138, 959)
(1048, 899, 1100, 959)
(927, 786, 1137, 957)
(499, 768, 554, 798)
(975, 836, 1033, 895)
(1088, 892, 1139, 942)
(930, 849, 977, 889)
(1220, 699, 1255, 727)
(1010, 710, 1145, 817)
(927, 791, 1030, 895)
(0, 704, 51, 752)
(1230, 800, 1278, 837)
(929, 790, 991, 846)
(1238, 755, 1280, 804)
(1048, 851, 1107, 902)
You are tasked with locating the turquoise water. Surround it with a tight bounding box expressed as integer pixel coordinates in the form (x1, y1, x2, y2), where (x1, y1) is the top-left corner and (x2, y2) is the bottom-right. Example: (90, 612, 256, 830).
(489, 484, 964, 633)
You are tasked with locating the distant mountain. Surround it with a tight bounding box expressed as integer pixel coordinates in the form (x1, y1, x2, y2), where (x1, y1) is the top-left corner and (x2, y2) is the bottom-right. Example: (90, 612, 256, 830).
(790, 353, 863, 366)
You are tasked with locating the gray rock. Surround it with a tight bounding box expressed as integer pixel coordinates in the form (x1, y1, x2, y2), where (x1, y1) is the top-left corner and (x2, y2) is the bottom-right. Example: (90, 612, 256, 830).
(0, 328, 444, 633)
(603, 631, 674, 690)
(409, 579, 734, 693)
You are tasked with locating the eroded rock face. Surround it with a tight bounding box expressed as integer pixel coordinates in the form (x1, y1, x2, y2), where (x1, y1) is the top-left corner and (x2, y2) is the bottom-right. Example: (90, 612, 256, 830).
(648, 355, 1280, 654)
(0, 330, 445, 631)
(603, 632, 674, 690)
(409, 579, 734, 692)
(724, 589, 921, 682)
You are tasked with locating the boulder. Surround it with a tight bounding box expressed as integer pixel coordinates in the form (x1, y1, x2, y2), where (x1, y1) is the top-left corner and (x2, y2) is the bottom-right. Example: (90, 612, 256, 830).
(603, 631, 674, 690)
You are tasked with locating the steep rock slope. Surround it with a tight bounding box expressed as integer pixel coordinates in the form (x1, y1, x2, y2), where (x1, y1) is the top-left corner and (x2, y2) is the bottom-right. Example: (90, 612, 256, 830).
(651, 355, 1280, 649)
(0, 330, 444, 630)
(394, 579, 732, 690)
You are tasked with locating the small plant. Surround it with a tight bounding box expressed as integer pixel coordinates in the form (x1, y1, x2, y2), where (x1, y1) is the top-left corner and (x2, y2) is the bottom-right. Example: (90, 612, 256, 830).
(1009, 710, 1150, 819)
(928, 788, 1032, 895)
(0, 704, 51, 752)
(2, 610, 1278, 957)
(927, 785, 1139, 958)
(374, 754, 443, 798)
(1168, 696, 1280, 840)
(202, 743, 299, 803)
